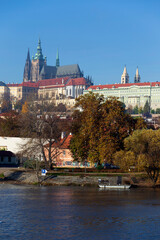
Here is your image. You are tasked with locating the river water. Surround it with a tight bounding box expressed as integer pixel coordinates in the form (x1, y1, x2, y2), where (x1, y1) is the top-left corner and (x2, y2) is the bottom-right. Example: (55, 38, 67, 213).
(0, 184, 160, 240)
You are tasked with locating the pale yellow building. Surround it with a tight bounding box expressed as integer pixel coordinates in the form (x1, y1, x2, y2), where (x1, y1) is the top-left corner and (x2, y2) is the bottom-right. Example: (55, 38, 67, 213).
(7, 82, 38, 102)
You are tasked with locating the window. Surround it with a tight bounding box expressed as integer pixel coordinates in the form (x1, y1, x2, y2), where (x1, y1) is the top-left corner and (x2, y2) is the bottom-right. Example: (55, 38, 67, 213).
(8, 156, 11, 162)
(63, 151, 66, 157)
(66, 161, 72, 165)
(46, 93, 49, 99)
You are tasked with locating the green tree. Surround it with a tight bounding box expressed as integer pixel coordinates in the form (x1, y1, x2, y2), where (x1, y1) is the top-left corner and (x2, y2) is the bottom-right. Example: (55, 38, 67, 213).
(138, 106, 143, 114)
(151, 109, 155, 114)
(133, 105, 138, 114)
(156, 108, 160, 114)
(143, 100, 151, 117)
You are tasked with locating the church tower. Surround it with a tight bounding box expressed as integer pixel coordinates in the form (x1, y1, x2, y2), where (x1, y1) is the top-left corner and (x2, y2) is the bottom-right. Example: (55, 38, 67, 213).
(121, 66, 129, 84)
(23, 49, 31, 82)
(30, 39, 46, 82)
(134, 67, 140, 83)
(56, 49, 60, 67)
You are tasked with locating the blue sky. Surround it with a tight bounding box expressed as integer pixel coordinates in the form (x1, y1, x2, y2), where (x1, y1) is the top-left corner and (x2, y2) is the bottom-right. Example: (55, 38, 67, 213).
(0, 0, 160, 85)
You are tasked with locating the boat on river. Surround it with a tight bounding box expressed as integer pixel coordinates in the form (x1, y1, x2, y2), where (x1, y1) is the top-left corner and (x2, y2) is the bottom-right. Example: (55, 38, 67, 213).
(98, 179, 131, 189)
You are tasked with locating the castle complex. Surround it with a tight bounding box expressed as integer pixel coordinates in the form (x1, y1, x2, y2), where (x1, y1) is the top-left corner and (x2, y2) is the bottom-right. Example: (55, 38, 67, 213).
(0, 39, 92, 109)
(0, 39, 160, 111)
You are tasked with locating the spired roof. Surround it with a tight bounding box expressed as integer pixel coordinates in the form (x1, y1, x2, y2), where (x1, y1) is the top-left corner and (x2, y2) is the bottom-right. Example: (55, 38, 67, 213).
(56, 64, 81, 77)
(33, 39, 44, 60)
(56, 49, 60, 67)
(136, 67, 139, 77)
(122, 66, 129, 76)
(0, 81, 7, 87)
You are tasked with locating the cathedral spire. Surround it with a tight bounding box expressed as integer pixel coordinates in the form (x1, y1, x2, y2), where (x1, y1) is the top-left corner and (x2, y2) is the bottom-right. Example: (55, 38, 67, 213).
(56, 49, 60, 67)
(34, 38, 44, 60)
(23, 49, 31, 82)
(27, 48, 30, 60)
(37, 38, 41, 50)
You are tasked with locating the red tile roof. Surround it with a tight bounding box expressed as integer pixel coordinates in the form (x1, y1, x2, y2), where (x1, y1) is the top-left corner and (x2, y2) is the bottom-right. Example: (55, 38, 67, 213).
(66, 77, 87, 86)
(58, 134, 72, 149)
(38, 77, 70, 87)
(7, 77, 88, 89)
(7, 84, 20, 87)
(87, 82, 160, 90)
(45, 134, 72, 149)
(39, 84, 65, 89)
(7, 82, 39, 88)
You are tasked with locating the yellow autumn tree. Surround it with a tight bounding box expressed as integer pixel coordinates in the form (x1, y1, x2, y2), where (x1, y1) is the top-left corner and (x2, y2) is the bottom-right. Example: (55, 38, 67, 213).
(113, 129, 160, 185)
(70, 92, 146, 165)
(21, 101, 28, 114)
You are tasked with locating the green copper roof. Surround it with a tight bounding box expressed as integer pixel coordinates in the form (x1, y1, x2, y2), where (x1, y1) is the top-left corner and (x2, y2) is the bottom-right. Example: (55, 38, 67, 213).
(56, 49, 60, 67)
(33, 38, 44, 60)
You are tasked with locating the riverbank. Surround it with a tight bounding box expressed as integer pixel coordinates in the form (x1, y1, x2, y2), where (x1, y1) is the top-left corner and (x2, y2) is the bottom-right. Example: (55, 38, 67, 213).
(0, 168, 158, 188)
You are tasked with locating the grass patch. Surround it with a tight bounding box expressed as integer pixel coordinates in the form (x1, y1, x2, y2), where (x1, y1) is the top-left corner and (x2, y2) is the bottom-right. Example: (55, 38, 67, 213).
(0, 173, 4, 179)
(47, 172, 130, 177)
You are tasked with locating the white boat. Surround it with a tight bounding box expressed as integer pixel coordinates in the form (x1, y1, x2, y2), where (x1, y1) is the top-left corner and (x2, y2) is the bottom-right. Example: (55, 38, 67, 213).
(98, 179, 131, 189)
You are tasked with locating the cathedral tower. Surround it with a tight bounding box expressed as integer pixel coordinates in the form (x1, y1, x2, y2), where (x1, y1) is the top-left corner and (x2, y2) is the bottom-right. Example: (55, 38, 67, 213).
(134, 67, 140, 83)
(121, 66, 129, 84)
(30, 39, 46, 82)
(23, 49, 31, 82)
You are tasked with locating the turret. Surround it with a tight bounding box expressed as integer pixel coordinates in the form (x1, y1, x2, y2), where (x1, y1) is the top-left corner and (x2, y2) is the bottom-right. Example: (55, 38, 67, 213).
(134, 66, 140, 83)
(121, 66, 129, 84)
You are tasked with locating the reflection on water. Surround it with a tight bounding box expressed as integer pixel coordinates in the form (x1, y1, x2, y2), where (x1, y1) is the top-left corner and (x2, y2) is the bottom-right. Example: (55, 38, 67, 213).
(0, 184, 160, 240)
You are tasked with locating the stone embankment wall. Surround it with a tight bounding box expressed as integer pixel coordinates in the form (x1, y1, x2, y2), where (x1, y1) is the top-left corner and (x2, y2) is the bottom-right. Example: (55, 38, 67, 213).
(0, 169, 132, 186)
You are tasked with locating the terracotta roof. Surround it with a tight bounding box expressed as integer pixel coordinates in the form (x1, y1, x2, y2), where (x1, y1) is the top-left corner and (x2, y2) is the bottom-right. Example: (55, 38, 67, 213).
(7, 82, 39, 88)
(38, 77, 70, 87)
(87, 82, 160, 90)
(39, 84, 65, 89)
(45, 134, 72, 149)
(58, 134, 72, 149)
(20, 82, 39, 88)
(66, 77, 87, 86)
